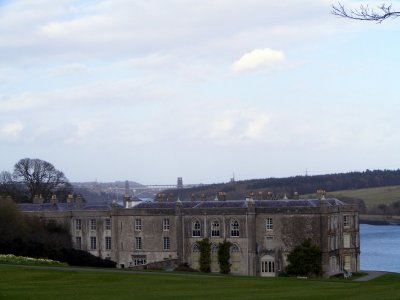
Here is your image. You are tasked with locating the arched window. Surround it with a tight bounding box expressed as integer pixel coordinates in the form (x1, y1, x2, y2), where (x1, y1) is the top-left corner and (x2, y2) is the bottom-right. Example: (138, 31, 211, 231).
(211, 220, 220, 237)
(230, 244, 240, 253)
(192, 219, 201, 237)
(192, 243, 200, 253)
(230, 219, 240, 237)
(211, 243, 219, 253)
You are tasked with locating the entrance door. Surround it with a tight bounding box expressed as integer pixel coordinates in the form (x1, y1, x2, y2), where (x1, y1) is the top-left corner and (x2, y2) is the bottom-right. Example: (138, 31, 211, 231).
(261, 255, 275, 277)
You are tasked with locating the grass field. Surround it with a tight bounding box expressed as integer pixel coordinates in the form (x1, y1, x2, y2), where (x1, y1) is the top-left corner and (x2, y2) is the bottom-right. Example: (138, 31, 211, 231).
(0, 265, 399, 300)
(324, 185, 400, 209)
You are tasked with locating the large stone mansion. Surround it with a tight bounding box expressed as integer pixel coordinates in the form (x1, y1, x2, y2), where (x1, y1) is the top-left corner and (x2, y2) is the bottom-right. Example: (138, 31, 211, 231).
(18, 193, 360, 277)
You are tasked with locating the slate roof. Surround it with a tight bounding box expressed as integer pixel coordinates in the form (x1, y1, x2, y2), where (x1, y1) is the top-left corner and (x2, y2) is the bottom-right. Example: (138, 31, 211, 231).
(18, 198, 345, 212)
(18, 203, 117, 212)
(125, 198, 345, 209)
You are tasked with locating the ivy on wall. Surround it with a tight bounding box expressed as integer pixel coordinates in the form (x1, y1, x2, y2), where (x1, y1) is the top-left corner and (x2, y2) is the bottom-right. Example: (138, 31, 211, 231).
(197, 238, 211, 273)
(218, 240, 232, 274)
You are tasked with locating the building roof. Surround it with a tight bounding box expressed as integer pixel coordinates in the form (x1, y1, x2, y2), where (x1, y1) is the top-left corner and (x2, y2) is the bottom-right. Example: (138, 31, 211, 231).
(17, 202, 116, 212)
(133, 198, 344, 209)
(17, 198, 345, 212)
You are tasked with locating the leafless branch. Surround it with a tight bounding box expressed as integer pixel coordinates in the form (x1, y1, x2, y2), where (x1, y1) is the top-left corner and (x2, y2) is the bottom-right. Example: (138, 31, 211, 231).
(332, 2, 400, 23)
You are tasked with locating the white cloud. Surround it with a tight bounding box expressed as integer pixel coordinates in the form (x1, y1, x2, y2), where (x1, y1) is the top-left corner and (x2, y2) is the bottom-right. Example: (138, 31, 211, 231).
(232, 48, 286, 73)
(207, 109, 270, 143)
(0, 121, 24, 139)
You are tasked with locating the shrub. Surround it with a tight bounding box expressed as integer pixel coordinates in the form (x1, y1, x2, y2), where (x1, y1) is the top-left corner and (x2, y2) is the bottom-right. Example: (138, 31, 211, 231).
(285, 239, 322, 277)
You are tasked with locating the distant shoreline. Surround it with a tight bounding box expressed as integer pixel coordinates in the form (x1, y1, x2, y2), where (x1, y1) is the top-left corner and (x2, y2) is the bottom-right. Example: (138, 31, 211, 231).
(360, 214, 400, 225)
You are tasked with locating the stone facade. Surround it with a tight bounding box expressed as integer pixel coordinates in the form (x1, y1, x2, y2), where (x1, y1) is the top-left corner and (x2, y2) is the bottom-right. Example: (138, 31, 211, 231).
(18, 196, 360, 276)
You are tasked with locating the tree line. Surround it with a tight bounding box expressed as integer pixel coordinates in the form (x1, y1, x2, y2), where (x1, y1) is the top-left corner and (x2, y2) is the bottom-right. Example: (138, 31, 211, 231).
(0, 196, 115, 268)
(167, 169, 400, 201)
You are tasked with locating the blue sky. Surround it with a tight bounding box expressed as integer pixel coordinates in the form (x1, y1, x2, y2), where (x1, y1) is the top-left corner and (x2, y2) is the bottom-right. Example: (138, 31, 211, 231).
(1, 0, 400, 184)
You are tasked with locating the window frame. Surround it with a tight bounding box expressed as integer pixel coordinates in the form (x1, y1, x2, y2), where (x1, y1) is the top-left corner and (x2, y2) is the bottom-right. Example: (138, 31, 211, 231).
(230, 219, 240, 237)
(192, 219, 201, 237)
(135, 237, 142, 250)
(163, 218, 170, 231)
(135, 219, 142, 231)
(90, 236, 97, 250)
(163, 237, 170, 251)
(105, 218, 111, 231)
(133, 258, 147, 266)
(211, 220, 220, 237)
(343, 215, 350, 228)
(230, 244, 240, 253)
(105, 236, 112, 250)
(75, 219, 81, 231)
(266, 218, 273, 230)
(90, 219, 96, 231)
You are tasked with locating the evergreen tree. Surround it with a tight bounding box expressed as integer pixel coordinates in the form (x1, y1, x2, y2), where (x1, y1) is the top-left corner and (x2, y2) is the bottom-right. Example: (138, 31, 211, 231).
(286, 239, 322, 276)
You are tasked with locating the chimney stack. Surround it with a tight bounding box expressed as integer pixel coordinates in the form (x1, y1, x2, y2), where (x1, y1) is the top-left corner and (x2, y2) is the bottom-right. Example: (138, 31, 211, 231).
(76, 195, 82, 209)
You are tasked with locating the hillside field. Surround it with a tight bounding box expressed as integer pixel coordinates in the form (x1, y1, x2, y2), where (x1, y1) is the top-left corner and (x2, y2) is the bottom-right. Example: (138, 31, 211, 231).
(325, 185, 400, 209)
(0, 265, 399, 300)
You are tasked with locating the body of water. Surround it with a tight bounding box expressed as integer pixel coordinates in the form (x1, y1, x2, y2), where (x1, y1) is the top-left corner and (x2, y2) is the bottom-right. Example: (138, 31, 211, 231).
(360, 224, 400, 273)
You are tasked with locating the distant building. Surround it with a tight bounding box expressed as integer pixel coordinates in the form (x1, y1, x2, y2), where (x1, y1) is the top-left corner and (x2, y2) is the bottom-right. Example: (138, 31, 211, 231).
(177, 177, 183, 189)
(18, 194, 359, 277)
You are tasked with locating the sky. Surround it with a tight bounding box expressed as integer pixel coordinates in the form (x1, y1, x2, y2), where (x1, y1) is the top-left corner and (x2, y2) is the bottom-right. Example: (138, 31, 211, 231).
(1, 0, 400, 185)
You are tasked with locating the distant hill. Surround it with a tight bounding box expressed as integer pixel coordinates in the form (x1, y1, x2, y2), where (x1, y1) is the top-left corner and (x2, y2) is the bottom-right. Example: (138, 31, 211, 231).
(72, 180, 143, 204)
(166, 169, 400, 203)
(324, 185, 400, 210)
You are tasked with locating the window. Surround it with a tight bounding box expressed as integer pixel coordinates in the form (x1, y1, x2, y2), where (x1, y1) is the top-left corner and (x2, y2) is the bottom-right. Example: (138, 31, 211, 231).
(266, 218, 273, 230)
(135, 237, 142, 250)
(211, 220, 220, 237)
(90, 219, 96, 231)
(90, 236, 97, 250)
(230, 219, 240, 237)
(105, 218, 111, 231)
(75, 237, 81, 250)
(163, 218, 170, 231)
(343, 233, 351, 248)
(135, 219, 142, 231)
(192, 244, 200, 253)
(211, 244, 218, 253)
(192, 220, 201, 237)
(163, 237, 170, 251)
(261, 257, 275, 275)
(133, 257, 147, 266)
(343, 215, 350, 228)
(105, 237, 112, 250)
(75, 219, 81, 231)
(230, 244, 240, 253)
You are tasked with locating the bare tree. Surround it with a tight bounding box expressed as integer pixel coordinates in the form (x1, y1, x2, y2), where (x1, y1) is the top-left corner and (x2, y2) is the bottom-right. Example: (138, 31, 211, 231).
(332, 2, 400, 22)
(0, 171, 28, 202)
(13, 158, 72, 202)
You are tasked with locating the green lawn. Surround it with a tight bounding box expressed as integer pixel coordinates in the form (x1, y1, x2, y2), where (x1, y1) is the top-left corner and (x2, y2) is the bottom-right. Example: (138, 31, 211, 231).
(0, 265, 399, 300)
(325, 185, 400, 209)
